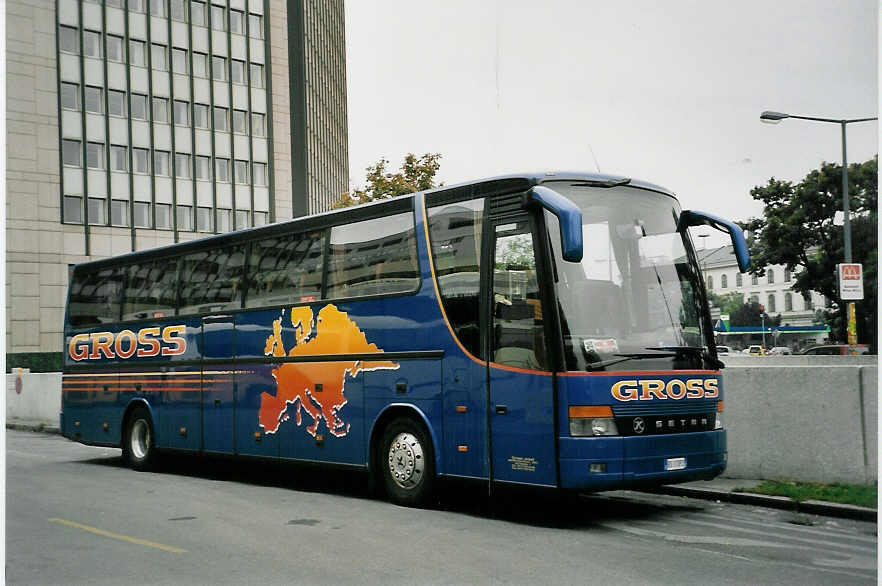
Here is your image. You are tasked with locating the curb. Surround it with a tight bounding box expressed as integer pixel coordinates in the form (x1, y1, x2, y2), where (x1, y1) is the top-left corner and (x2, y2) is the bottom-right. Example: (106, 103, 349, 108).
(6, 422, 61, 434)
(650, 484, 877, 522)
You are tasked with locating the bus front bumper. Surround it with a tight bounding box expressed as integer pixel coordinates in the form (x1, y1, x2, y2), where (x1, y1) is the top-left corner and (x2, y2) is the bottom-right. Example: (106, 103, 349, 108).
(558, 429, 726, 491)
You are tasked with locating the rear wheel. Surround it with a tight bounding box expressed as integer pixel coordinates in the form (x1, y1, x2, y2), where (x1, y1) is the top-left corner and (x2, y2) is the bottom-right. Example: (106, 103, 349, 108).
(379, 417, 435, 507)
(122, 406, 157, 471)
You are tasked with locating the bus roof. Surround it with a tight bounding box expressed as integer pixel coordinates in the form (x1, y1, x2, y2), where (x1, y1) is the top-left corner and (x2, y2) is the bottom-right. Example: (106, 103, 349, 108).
(70, 171, 677, 272)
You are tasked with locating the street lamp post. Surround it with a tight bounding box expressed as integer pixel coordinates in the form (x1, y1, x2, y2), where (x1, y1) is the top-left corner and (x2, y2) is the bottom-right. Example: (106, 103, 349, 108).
(759, 111, 877, 344)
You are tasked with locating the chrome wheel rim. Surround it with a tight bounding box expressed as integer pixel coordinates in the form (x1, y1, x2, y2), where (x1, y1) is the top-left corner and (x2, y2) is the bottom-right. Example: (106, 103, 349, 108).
(387, 432, 424, 490)
(131, 419, 150, 460)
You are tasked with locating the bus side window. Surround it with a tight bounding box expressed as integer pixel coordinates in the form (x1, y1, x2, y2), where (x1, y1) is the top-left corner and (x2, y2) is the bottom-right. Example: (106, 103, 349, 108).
(68, 267, 124, 326)
(491, 221, 547, 371)
(178, 245, 247, 314)
(122, 258, 178, 320)
(426, 198, 484, 359)
(246, 231, 324, 308)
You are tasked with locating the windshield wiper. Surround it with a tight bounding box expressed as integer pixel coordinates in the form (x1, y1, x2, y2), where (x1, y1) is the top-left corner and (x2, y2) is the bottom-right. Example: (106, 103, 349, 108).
(648, 346, 725, 369)
(585, 352, 676, 371)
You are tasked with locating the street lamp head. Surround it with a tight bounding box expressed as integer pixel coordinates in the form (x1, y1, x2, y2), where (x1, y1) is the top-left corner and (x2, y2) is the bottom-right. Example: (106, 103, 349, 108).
(760, 111, 790, 124)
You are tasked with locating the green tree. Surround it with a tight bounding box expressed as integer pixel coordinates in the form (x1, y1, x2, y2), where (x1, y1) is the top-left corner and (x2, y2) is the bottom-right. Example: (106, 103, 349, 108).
(333, 153, 442, 208)
(739, 157, 877, 347)
(708, 292, 744, 316)
(729, 301, 780, 327)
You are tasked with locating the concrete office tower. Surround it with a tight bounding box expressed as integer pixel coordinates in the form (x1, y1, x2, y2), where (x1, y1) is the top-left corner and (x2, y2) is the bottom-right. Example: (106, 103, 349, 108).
(5, 0, 349, 366)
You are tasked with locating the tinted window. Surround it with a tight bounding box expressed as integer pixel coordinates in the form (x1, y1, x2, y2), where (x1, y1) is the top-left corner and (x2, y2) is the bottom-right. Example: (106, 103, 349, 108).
(68, 267, 124, 326)
(178, 245, 246, 314)
(327, 212, 419, 299)
(427, 198, 484, 357)
(123, 259, 178, 320)
(247, 231, 324, 308)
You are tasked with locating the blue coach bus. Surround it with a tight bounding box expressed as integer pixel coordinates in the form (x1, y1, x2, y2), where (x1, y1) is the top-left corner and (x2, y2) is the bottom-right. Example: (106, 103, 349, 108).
(61, 172, 749, 506)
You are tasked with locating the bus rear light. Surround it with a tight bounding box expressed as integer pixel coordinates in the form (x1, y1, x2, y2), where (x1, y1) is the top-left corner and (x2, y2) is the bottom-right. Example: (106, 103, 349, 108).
(715, 401, 724, 429)
(589, 463, 607, 474)
(569, 406, 618, 437)
(716, 401, 724, 412)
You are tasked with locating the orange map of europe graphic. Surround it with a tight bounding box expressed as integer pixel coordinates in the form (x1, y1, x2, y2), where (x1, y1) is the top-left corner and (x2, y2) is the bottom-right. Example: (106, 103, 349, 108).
(259, 304, 399, 437)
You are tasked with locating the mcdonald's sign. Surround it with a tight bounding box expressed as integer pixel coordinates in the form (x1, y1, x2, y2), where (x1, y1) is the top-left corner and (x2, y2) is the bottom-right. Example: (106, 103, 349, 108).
(837, 263, 864, 300)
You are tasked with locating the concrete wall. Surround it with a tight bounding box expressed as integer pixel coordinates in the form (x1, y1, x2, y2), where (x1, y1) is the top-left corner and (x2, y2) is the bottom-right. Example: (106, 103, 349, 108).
(7, 362, 879, 484)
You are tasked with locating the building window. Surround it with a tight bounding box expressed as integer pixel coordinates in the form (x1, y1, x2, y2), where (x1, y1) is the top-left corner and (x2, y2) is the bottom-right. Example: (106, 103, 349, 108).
(751, 274, 758, 286)
(153, 97, 169, 123)
(235, 210, 250, 230)
(86, 142, 105, 169)
(107, 35, 125, 62)
(177, 205, 193, 231)
(248, 14, 262, 38)
(84, 86, 103, 114)
(231, 59, 245, 84)
(249, 63, 264, 88)
(83, 30, 102, 58)
(150, 0, 166, 17)
(133, 148, 150, 173)
(191, 0, 206, 26)
(170, 0, 187, 21)
(767, 269, 774, 284)
(111, 200, 129, 226)
(253, 162, 267, 186)
(60, 82, 79, 110)
(155, 203, 172, 229)
(721, 274, 728, 288)
(784, 292, 792, 311)
(230, 9, 244, 34)
(215, 158, 230, 182)
(234, 160, 249, 184)
(110, 145, 128, 171)
(232, 109, 248, 134)
(784, 268, 791, 282)
(172, 47, 188, 73)
(197, 206, 213, 232)
(175, 153, 191, 178)
(59, 26, 79, 54)
(152, 44, 168, 71)
(749, 295, 759, 305)
(130, 39, 146, 67)
(211, 4, 226, 30)
(251, 112, 265, 136)
(253, 211, 268, 227)
(195, 155, 211, 180)
(108, 90, 127, 117)
(211, 56, 226, 81)
(129, 0, 146, 12)
(735, 272, 743, 287)
(706, 275, 713, 290)
(154, 150, 170, 176)
(217, 208, 232, 232)
(803, 293, 813, 311)
(64, 195, 83, 223)
(173, 100, 189, 125)
(193, 52, 208, 77)
(213, 106, 228, 131)
(88, 198, 106, 225)
(134, 202, 151, 227)
(767, 294, 776, 313)
(131, 94, 149, 120)
(193, 103, 210, 128)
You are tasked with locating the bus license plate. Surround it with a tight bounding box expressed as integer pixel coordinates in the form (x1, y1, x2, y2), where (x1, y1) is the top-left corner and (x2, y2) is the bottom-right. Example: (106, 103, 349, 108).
(664, 457, 687, 471)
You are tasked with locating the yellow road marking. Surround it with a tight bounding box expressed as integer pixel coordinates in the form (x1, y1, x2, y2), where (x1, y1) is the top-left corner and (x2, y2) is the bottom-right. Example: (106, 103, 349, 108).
(49, 518, 188, 553)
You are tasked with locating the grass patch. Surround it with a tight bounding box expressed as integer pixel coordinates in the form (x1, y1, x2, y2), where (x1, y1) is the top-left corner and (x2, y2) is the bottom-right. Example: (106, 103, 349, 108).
(741, 480, 877, 509)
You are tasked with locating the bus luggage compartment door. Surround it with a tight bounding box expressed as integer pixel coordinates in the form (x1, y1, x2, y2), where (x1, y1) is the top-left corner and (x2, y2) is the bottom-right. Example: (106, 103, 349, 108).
(202, 315, 236, 454)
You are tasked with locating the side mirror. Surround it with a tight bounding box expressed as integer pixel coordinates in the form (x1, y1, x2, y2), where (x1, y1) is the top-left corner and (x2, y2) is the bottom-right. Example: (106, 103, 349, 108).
(528, 186, 583, 262)
(678, 210, 750, 273)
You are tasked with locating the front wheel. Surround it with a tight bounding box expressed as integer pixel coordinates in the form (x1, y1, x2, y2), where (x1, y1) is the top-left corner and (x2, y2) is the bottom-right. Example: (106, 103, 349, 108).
(379, 417, 435, 507)
(122, 406, 157, 471)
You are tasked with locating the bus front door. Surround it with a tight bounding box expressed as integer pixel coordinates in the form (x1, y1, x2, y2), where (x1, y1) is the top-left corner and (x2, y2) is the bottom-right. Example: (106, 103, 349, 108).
(202, 315, 236, 454)
(488, 217, 557, 487)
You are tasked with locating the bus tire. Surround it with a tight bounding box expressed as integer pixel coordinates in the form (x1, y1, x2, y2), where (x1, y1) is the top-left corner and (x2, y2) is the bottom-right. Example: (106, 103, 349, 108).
(379, 417, 435, 507)
(122, 406, 157, 471)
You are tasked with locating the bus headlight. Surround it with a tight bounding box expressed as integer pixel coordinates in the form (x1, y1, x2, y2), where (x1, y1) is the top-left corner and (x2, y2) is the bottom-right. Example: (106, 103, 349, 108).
(715, 401, 724, 430)
(568, 406, 619, 437)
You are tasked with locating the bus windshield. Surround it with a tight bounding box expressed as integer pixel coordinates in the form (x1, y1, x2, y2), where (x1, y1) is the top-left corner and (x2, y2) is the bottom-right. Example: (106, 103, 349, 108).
(543, 182, 711, 372)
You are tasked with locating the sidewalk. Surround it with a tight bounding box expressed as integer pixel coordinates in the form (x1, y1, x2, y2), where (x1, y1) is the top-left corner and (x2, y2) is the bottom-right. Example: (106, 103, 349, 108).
(5, 420, 876, 522)
(649, 477, 877, 522)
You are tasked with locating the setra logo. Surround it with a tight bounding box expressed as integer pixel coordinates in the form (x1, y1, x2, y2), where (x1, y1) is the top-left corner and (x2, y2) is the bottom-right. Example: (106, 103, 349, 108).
(68, 325, 187, 361)
(611, 378, 718, 402)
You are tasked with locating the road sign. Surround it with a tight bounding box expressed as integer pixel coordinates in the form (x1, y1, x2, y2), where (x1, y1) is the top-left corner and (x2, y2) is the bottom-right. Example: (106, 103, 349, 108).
(837, 263, 864, 300)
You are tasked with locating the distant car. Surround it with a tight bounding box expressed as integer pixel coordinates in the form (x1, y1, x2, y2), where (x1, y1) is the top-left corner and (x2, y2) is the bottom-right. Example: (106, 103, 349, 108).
(715, 345, 731, 356)
(747, 345, 764, 356)
(800, 344, 869, 356)
(767, 346, 792, 355)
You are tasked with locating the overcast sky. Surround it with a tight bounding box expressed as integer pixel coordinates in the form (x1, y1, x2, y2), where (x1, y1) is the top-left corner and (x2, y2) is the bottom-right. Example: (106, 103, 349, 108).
(344, 1, 877, 241)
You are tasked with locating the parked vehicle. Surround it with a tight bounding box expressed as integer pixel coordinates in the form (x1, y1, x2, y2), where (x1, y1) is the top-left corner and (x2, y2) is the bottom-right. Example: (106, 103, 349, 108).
(767, 346, 792, 355)
(800, 344, 869, 356)
(747, 345, 764, 356)
(715, 345, 731, 356)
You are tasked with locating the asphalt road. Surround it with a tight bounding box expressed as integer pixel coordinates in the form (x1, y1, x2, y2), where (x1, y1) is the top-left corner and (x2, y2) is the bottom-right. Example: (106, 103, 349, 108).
(6, 430, 877, 585)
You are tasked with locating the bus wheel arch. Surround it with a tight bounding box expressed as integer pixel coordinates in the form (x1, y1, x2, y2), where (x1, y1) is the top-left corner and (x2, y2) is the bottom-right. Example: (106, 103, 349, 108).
(121, 401, 158, 471)
(370, 406, 437, 507)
